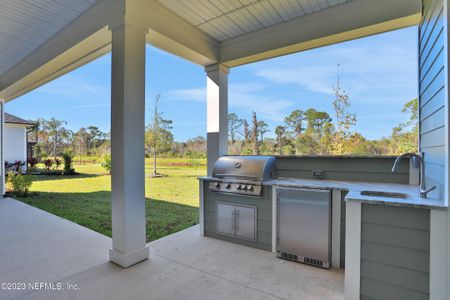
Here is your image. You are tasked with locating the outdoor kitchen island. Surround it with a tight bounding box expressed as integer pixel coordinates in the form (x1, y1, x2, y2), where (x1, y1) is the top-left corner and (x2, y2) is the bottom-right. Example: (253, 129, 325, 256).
(199, 155, 447, 299)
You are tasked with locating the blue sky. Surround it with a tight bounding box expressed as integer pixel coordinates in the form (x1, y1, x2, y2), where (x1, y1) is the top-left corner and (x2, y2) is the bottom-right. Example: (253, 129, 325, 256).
(6, 26, 418, 141)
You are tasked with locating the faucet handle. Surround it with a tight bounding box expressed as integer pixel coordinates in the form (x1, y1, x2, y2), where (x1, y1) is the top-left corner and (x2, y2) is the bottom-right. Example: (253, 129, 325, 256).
(424, 186, 436, 193)
(420, 185, 436, 198)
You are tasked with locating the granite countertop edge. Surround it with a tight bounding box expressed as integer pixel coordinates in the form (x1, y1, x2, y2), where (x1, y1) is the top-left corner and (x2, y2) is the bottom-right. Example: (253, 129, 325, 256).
(199, 176, 447, 209)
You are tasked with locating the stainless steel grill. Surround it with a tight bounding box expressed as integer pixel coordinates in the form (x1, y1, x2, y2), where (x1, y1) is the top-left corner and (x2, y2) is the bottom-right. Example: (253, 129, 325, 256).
(208, 156, 277, 196)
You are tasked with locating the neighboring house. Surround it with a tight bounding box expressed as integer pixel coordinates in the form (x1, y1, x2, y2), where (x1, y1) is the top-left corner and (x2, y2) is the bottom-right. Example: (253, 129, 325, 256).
(4, 112, 34, 170)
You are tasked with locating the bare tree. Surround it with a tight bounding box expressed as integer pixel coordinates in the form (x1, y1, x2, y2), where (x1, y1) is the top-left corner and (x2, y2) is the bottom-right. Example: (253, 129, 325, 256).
(251, 111, 259, 155)
(228, 113, 243, 144)
(146, 94, 173, 176)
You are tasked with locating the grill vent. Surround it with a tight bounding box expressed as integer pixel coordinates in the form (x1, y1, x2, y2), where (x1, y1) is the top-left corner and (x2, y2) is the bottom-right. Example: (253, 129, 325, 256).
(279, 252, 326, 268)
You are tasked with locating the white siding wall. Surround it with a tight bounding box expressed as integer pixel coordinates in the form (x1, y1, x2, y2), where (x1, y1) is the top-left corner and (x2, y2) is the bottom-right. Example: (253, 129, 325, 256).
(419, 0, 446, 200)
(4, 124, 27, 163)
(419, 0, 450, 298)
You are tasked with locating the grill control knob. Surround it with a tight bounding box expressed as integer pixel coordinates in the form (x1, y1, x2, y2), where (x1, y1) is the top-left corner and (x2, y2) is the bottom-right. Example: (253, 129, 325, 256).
(237, 185, 242, 190)
(246, 185, 253, 191)
(225, 183, 231, 189)
(214, 182, 220, 188)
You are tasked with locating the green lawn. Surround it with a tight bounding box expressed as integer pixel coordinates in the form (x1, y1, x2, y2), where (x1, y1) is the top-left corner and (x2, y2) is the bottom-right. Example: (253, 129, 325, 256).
(16, 158, 206, 242)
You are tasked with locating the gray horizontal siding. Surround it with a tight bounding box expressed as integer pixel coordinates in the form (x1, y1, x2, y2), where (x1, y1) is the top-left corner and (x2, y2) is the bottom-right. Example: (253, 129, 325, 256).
(419, 0, 446, 201)
(360, 204, 430, 300)
(275, 157, 410, 268)
(203, 185, 272, 251)
(276, 157, 410, 184)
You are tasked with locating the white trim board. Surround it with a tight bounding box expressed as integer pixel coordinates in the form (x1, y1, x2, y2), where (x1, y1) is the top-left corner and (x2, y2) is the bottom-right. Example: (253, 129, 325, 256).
(199, 179, 205, 236)
(272, 187, 277, 253)
(344, 200, 361, 300)
(430, 209, 448, 300)
(331, 189, 342, 268)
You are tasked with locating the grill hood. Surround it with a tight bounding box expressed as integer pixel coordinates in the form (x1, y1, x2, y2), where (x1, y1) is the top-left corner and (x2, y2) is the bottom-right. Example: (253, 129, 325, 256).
(212, 156, 277, 182)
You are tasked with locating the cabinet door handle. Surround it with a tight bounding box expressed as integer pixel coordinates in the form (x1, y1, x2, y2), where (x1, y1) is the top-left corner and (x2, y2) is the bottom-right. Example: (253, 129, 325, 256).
(235, 209, 239, 231)
(231, 209, 236, 231)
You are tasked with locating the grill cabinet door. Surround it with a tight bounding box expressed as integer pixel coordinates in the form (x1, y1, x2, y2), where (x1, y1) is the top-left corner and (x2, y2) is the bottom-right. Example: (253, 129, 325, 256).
(217, 203, 236, 236)
(235, 205, 256, 240)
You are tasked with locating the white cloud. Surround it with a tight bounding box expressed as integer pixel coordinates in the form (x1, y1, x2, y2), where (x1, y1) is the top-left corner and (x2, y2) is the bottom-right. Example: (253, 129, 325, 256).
(164, 83, 296, 121)
(165, 88, 205, 103)
(37, 74, 109, 101)
(228, 84, 295, 121)
(253, 39, 418, 105)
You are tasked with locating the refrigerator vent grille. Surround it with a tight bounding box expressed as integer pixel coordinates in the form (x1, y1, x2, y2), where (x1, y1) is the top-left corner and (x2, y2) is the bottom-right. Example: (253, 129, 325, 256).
(279, 252, 325, 268)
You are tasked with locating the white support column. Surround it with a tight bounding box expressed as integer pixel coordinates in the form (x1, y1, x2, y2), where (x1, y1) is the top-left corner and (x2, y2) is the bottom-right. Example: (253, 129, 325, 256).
(430, 209, 448, 300)
(345, 200, 361, 300)
(205, 64, 228, 176)
(108, 17, 149, 268)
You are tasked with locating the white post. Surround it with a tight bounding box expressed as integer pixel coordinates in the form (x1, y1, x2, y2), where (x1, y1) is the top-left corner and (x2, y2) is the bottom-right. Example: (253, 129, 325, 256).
(108, 17, 149, 268)
(345, 200, 361, 300)
(430, 209, 448, 300)
(205, 64, 228, 176)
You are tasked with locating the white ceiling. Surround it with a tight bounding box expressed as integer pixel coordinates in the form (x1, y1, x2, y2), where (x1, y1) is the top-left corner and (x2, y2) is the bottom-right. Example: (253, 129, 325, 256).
(0, 0, 98, 76)
(159, 0, 351, 42)
(0, 0, 351, 78)
(1, 0, 417, 100)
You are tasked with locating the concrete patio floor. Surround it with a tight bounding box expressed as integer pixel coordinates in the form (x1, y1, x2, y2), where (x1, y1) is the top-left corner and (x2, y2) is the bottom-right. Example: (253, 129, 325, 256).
(0, 198, 344, 300)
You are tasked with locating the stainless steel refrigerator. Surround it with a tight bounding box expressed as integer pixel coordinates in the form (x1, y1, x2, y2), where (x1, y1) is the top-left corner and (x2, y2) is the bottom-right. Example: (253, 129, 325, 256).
(276, 187, 331, 268)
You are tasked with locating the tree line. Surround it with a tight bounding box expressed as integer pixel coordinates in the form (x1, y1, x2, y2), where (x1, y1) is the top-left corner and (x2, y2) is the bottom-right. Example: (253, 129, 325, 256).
(227, 85, 418, 156)
(27, 107, 206, 166)
(27, 85, 417, 166)
(29, 119, 110, 163)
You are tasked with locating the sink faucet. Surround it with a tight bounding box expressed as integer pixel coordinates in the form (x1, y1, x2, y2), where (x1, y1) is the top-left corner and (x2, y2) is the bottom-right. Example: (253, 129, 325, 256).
(391, 152, 436, 198)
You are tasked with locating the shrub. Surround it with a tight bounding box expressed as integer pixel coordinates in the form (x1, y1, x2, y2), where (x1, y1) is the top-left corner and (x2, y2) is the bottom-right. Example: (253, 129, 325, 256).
(27, 157, 39, 173)
(54, 158, 62, 169)
(13, 160, 25, 173)
(62, 152, 74, 175)
(101, 153, 112, 174)
(43, 159, 53, 170)
(7, 172, 33, 197)
(27, 157, 39, 168)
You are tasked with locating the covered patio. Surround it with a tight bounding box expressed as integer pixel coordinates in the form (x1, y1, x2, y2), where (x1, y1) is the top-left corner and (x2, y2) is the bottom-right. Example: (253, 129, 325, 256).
(2, 0, 449, 299)
(0, 198, 343, 300)
(0, 0, 421, 267)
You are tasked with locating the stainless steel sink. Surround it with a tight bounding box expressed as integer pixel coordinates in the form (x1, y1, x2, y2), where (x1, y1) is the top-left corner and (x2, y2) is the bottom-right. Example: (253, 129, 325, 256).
(360, 190, 409, 199)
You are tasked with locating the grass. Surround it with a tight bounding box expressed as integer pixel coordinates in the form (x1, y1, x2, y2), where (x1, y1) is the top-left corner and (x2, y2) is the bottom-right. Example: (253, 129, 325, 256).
(15, 158, 206, 242)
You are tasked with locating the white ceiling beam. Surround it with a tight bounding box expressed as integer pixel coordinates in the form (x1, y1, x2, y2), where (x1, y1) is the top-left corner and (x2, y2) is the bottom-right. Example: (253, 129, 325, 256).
(140, 0, 219, 66)
(1, 28, 111, 101)
(0, 0, 120, 97)
(220, 0, 422, 67)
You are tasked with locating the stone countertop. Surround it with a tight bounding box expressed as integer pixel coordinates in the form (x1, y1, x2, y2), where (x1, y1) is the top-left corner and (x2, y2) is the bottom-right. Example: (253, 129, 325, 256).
(267, 178, 447, 210)
(198, 176, 447, 209)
